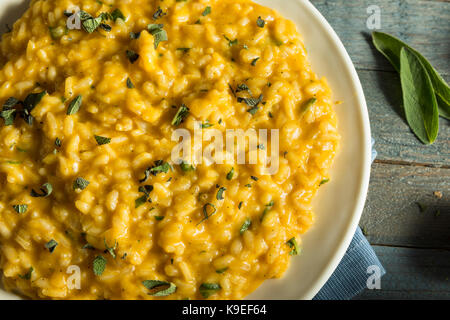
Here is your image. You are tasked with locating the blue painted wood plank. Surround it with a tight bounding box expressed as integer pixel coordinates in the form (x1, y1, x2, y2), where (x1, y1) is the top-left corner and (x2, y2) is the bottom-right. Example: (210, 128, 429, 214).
(355, 245, 450, 299)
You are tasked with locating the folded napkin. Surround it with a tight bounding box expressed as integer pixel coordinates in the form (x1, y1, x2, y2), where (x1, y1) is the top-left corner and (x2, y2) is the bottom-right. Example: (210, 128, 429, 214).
(314, 139, 385, 300)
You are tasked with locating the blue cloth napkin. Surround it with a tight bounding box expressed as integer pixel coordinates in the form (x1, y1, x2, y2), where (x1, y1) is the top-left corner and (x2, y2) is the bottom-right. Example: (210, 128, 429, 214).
(313, 139, 385, 300)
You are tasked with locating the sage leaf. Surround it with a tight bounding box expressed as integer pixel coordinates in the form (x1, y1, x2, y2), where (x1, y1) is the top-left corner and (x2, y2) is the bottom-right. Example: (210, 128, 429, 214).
(142, 280, 177, 296)
(399, 47, 439, 144)
(372, 31, 450, 119)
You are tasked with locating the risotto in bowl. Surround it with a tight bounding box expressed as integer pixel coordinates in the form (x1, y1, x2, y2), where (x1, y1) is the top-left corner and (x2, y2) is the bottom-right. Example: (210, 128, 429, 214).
(0, 0, 369, 300)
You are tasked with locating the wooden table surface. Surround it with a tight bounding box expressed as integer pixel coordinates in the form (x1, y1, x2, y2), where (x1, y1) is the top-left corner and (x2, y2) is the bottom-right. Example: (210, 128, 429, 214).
(309, 0, 450, 299)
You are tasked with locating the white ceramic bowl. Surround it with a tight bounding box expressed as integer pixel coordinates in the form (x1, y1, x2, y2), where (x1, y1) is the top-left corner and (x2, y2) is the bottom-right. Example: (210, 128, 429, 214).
(0, 0, 371, 300)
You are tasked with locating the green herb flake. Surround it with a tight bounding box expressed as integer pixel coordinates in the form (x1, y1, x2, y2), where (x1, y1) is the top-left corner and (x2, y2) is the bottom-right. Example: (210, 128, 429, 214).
(199, 283, 221, 298)
(147, 24, 168, 49)
(202, 6, 212, 16)
(19, 267, 33, 280)
(257, 16, 266, 28)
(73, 177, 90, 190)
(201, 121, 214, 128)
(93, 255, 107, 276)
(251, 57, 260, 66)
(216, 187, 226, 200)
(83, 243, 95, 250)
(135, 195, 148, 208)
(260, 200, 274, 221)
(45, 239, 58, 253)
(301, 97, 317, 113)
(171, 104, 190, 126)
(226, 167, 234, 180)
(216, 267, 228, 274)
(152, 7, 167, 20)
(177, 47, 191, 53)
(224, 35, 238, 47)
(142, 280, 177, 296)
(82, 15, 103, 33)
(12, 204, 28, 214)
(149, 160, 171, 176)
(0, 108, 16, 126)
(126, 50, 140, 63)
(30, 182, 53, 198)
(67, 95, 82, 115)
(197, 203, 217, 225)
(154, 216, 165, 221)
(138, 185, 154, 196)
(126, 77, 135, 89)
(94, 135, 111, 145)
(104, 239, 117, 259)
(238, 201, 243, 209)
(286, 237, 300, 256)
(239, 218, 251, 235)
(129, 31, 141, 39)
(111, 8, 125, 22)
(320, 178, 329, 186)
(180, 161, 195, 172)
(238, 94, 263, 114)
(55, 138, 62, 147)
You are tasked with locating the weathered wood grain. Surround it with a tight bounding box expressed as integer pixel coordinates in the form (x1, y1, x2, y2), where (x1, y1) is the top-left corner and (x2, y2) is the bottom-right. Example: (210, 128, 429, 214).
(310, 0, 450, 76)
(358, 69, 450, 166)
(355, 245, 450, 300)
(360, 162, 450, 248)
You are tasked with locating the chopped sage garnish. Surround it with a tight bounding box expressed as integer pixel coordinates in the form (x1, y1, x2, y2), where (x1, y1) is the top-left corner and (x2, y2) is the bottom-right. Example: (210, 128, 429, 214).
(30, 182, 53, 197)
(111, 8, 125, 22)
(126, 49, 140, 63)
(45, 239, 58, 253)
(251, 57, 260, 66)
(197, 203, 217, 225)
(135, 195, 149, 208)
(216, 187, 226, 200)
(126, 77, 135, 89)
(171, 104, 190, 126)
(67, 95, 82, 115)
(202, 6, 211, 16)
(180, 161, 195, 172)
(148, 24, 168, 49)
(104, 238, 117, 259)
(142, 280, 177, 296)
(12, 204, 27, 214)
(199, 283, 221, 298)
(224, 35, 238, 47)
(239, 218, 251, 234)
(94, 135, 111, 145)
(73, 177, 90, 190)
(216, 267, 228, 274)
(257, 16, 265, 28)
(152, 7, 166, 20)
(301, 97, 317, 114)
(260, 200, 274, 221)
(286, 237, 300, 256)
(19, 267, 33, 280)
(93, 255, 107, 276)
(226, 167, 234, 180)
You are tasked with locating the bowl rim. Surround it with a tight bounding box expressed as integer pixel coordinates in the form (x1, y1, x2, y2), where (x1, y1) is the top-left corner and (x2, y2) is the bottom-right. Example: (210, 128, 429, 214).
(295, 0, 372, 300)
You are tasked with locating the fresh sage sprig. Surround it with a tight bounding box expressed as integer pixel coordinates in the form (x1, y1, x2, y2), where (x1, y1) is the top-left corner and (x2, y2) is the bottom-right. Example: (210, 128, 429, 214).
(372, 31, 450, 144)
(399, 47, 439, 144)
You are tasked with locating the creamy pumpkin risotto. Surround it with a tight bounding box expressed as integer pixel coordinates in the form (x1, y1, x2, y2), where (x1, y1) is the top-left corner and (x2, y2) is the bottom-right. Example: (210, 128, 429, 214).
(0, 0, 339, 299)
